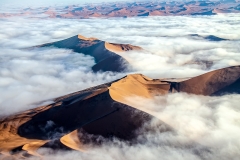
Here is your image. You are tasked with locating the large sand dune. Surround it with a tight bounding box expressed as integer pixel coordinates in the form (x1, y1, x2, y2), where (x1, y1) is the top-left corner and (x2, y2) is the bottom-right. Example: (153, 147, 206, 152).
(38, 34, 141, 72)
(0, 65, 239, 158)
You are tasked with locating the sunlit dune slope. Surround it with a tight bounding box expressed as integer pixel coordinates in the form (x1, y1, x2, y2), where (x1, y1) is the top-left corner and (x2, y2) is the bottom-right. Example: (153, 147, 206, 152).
(0, 65, 240, 158)
(38, 34, 142, 72)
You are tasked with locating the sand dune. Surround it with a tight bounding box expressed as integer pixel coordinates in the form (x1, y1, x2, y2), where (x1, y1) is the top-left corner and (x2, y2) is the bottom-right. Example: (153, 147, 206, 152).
(0, 66, 239, 158)
(38, 34, 142, 72)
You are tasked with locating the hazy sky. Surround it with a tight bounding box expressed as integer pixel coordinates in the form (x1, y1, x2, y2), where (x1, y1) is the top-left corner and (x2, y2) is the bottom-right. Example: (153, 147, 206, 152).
(0, 0, 138, 7)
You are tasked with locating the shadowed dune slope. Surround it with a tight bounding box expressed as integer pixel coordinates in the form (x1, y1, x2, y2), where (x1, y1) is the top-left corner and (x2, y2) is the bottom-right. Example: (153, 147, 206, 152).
(38, 34, 142, 72)
(0, 66, 240, 157)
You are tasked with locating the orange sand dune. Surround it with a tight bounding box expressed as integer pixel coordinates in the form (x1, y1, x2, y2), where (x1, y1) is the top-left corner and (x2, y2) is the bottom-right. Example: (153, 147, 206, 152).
(0, 66, 240, 158)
